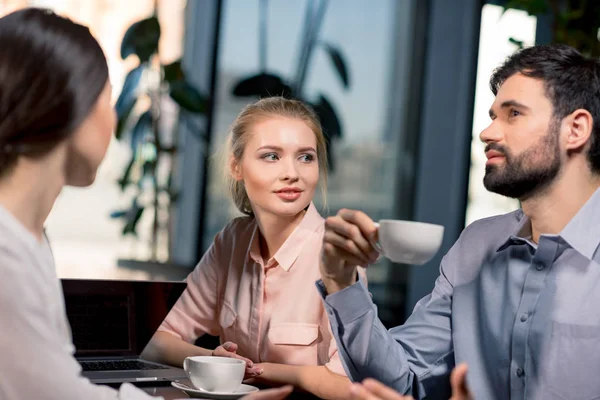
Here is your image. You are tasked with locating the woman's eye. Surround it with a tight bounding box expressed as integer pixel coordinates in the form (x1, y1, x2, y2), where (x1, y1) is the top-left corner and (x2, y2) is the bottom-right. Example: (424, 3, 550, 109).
(261, 153, 279, 161)
(299, 154, 314, 162)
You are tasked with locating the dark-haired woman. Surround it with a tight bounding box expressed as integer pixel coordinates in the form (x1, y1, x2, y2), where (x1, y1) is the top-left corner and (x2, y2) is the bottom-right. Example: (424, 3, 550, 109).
(0, 8, 292, 400)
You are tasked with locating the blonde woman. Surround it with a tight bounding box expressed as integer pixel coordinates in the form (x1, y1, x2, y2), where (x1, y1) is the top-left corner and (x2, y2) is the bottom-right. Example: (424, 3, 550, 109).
(143, 97, 365, 399)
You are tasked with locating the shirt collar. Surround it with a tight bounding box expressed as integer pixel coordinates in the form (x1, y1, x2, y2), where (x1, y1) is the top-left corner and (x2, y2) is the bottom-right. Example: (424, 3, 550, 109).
(247, 203, 323, 271)
(248, 225, 262, 265)
(496, 209, 533, 252)
(559, 187, 600, 260)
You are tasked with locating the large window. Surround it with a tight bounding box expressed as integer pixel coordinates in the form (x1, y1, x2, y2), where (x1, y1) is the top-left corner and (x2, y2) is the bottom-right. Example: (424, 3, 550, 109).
(465, 4, 537, 225)
(0, 0, 186, 279)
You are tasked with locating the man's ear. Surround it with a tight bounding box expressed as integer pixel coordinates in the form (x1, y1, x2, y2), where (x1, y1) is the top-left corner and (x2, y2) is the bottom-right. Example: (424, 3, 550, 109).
(564, 108, 593, 152)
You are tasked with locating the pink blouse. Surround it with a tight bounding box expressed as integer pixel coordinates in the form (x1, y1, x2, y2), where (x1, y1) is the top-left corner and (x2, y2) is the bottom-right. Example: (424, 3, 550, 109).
(159, 203, 365, 375)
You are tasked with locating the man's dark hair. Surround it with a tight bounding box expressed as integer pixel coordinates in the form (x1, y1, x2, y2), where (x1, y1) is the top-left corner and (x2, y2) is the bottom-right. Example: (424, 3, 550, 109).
(0, 8, 108, 176)
(490, 43, 600, 173)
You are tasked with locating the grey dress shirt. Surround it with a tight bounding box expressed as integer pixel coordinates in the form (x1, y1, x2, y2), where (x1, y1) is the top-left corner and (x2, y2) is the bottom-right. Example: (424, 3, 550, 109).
(318, 188, 600, 400)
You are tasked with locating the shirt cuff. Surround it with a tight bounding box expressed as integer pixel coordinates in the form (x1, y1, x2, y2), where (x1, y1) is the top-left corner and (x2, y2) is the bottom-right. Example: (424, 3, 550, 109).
(316, 279, 374, 324)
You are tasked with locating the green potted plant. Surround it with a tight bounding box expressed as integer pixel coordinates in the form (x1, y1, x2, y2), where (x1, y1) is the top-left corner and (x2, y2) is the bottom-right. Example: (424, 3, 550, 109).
(110, 9, 207, 262)
(504, 0, 600, 56)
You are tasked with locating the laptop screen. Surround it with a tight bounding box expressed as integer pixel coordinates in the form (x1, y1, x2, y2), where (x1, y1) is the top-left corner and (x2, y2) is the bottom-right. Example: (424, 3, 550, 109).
(61, 279, 186, 358)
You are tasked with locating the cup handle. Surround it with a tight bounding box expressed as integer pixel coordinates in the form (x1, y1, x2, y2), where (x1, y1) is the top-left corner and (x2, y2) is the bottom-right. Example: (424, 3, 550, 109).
(183, 358, 189, 375)
(369, 222, 385, 260)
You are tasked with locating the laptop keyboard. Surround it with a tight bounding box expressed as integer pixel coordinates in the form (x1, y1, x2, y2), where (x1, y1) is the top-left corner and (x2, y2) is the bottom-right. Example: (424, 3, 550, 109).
(80, 360, 168, 371)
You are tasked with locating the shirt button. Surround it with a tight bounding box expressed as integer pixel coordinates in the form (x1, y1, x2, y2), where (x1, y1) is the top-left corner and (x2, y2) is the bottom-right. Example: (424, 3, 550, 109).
(535, 262, 545, 271)
(516, 368, 525, 377)
(520, 313, 528, 322)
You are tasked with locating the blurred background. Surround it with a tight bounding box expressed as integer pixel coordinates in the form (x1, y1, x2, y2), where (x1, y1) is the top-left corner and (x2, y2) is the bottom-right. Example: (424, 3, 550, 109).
(0, 0, 594, 328)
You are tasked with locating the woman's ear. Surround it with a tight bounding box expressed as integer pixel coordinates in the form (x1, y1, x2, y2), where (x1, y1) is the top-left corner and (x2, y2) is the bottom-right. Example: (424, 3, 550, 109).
(230, 156, 243, 181)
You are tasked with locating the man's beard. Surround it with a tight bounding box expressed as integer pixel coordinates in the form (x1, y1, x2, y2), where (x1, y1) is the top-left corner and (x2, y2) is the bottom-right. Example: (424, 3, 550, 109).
(483, 121, 561, 200)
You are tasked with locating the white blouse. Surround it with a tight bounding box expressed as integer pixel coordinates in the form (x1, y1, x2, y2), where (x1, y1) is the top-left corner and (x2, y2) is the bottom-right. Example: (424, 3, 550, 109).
(0, 205, 159, 400)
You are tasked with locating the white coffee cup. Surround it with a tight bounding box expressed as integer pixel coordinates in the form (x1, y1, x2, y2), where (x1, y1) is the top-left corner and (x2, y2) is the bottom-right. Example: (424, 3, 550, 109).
(183, 356, 245, 393)
(372, 220, 444, 265)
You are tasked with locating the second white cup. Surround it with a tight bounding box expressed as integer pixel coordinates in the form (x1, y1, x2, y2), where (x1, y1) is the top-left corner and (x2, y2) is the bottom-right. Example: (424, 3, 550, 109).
(183, 356, 245, 393)
(372, 220, 444, 265)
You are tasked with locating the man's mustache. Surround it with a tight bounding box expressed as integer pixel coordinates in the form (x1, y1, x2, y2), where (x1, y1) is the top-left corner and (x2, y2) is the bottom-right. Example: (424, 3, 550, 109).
(484, 143, 508, 156)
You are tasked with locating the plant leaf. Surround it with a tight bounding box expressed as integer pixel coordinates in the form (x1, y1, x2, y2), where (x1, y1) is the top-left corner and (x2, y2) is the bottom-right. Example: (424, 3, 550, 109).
(163, 59, 185, 82)
(130, 110, 153, 151)
(120, 16, 161, 62)
(122, 201, 145, 236)
(115, 100, 137, 140)
(508, 37, 525, 49)
(311, 94, 342, 171)
(116, 66, 143, 118)
(169, 191, 180, 202)
(231, 73, 293, 98)
(109, 210, 127, 219)
(142, 160, 156, 177)
(114, 66, 143, 139)
(169, 80, 208, 113)
(118, 156, 136, 191)
(503, 0, 548, 16)
(563, 7, 585, 21)
(321, 42, 350, 89)
(313, 94, 342, 139)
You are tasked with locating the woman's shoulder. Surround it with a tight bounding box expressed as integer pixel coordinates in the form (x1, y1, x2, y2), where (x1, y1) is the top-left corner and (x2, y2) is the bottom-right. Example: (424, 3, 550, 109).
(212, 215, 257, 249)
(0, 238, 49, 309)
(191, 216, 257, 278)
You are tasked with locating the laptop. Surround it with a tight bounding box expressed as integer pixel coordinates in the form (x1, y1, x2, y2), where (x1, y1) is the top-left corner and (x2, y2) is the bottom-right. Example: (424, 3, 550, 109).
(61, 278, 188, 385)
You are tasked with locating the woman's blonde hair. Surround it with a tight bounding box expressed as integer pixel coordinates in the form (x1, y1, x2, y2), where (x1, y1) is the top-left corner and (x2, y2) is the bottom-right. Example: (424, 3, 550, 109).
(225, 97, 328, 216)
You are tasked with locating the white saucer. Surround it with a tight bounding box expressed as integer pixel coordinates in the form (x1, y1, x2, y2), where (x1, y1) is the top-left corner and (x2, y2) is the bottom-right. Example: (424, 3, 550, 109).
(171, 381, 259, 399)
